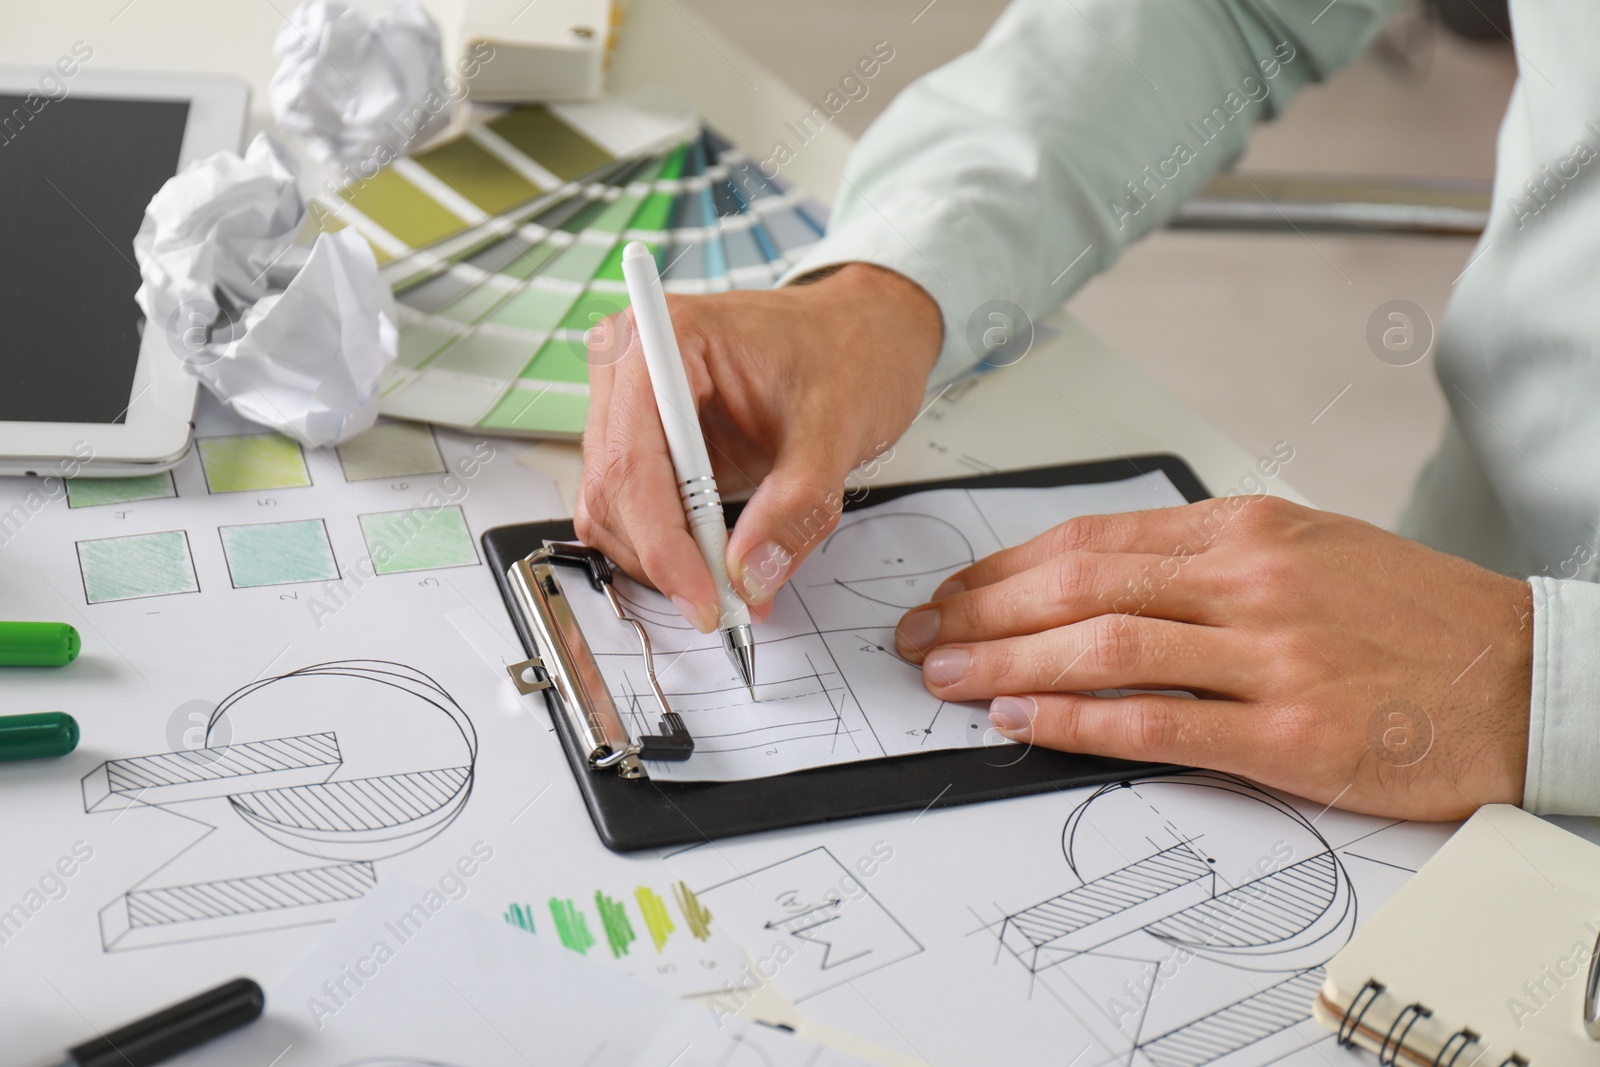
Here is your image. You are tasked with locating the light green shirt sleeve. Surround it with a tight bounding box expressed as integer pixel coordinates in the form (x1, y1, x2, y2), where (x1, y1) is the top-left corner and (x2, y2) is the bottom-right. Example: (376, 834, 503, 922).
(783, 0, 1406, 385)
(1525, 577, 1600, 815)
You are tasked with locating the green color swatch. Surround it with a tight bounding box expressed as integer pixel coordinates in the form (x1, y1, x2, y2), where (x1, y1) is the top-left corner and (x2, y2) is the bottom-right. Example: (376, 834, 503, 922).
(219, 519, 340, 589)
(504, 902, 537, 934)
(589, 192, 645, 234)
(488, 286, 580, 333)
(629, 192, 677, 234)
(542, 242, 609, 284)
(433, 331, 539, 380)
(549, 897, 595, 954)
(481, 387, 589, 435)
(66, 472, 176, 509)
(197, 434, 311, 494)
(396, 322, 460, 368)
(436, 283, 512, 325)
(497, 241, 562, 281)
(413, 137, 542, 214)
(77, 531, 198, 604)
(359, 505, 477, 574)
(595, 891, 636, 959)
(557, 289, 628, 332)
(520, 339, 589, 385)
(337, 421, 446, 482)
(488, 108, 612, 181)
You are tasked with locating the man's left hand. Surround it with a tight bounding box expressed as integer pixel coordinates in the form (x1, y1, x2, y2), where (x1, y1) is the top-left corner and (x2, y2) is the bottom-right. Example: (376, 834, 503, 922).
(893, 496, 1533, 820)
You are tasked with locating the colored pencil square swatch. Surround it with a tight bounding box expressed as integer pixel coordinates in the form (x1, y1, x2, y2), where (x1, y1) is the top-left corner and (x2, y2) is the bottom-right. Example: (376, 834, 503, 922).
(359, 505, 477, 574)
(218, 519, 340, 589)
(336, 421, 447, 482)
(77, 531, 199, 604)
(198, 434, 312, 494)
(66, 472, 177, 509)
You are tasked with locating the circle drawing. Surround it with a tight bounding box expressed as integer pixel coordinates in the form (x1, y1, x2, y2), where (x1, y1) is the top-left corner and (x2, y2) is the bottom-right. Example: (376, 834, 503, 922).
(203, 660, 477, 862)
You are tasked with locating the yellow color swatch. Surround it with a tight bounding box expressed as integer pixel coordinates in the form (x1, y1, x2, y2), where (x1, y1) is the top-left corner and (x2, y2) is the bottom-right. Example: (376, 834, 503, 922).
(197, 434, 312, 494)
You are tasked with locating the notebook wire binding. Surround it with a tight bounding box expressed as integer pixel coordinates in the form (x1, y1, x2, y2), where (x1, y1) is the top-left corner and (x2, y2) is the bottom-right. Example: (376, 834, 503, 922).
(1333, 978, 1529, 1067)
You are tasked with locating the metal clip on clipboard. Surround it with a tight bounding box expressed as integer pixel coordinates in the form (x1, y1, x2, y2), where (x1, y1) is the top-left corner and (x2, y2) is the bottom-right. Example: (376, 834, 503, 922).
(504, 543, 693, 779)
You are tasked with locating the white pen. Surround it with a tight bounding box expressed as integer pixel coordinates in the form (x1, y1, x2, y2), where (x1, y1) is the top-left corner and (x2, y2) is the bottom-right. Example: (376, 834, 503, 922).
(619, 241, 757, 700)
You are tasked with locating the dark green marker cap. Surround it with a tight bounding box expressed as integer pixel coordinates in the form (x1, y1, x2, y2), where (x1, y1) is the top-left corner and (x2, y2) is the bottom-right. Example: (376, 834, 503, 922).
(0, 621, 80, 666)
(0, 711, 80, 762)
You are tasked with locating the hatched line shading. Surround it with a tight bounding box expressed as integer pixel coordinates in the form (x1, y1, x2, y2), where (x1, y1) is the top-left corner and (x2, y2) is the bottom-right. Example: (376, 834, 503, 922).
(100, 861, 377, 950)
(1007, 845, 1213, 947)
(230, 766, 470, 831)
(1146, 853, 1338, 949)
(82, 733, 342, 811)
(125, 862, 377, 927)
(1137, 968, 1324, 1067)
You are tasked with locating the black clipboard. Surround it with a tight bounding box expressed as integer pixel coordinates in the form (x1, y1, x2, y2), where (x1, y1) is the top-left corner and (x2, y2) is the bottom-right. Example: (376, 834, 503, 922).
(482, 454, 1209, 852)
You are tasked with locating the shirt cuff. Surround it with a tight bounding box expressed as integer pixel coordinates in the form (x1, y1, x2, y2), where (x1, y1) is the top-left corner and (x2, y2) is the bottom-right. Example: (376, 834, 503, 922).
(779, 191, 1002, 390)
(1523, 575, 1600, 816)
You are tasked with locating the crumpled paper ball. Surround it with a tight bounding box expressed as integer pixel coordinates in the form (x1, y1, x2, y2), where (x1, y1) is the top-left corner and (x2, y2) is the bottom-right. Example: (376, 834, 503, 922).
(269, 0, 450, 167)
(133, 132, 398, 447)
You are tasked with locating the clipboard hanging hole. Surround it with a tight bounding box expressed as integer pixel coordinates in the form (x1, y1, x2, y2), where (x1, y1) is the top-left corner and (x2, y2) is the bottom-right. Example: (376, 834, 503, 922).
(507, 657, 553, 695)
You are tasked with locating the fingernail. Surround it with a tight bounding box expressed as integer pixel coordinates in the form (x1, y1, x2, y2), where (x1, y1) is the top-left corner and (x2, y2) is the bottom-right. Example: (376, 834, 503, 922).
(989, 695, 1035, 732)
(895, 609, 939, 654)
(672, 594, 715, 634)
(933, 577, 963, 601)
(925, 647, 970, 687)
(739, 541, 792, 604)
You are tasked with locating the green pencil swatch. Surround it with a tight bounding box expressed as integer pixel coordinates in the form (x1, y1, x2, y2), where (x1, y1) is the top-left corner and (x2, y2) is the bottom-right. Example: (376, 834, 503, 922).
(77, 531, 199, 604)
(595, 891, 636, 959)
(66, 472, 176, 509)
(504, 902, 537, 934)
(219, 520, 340, 589)
(549, 897, 595, 954)
(359, 505, 477, 574)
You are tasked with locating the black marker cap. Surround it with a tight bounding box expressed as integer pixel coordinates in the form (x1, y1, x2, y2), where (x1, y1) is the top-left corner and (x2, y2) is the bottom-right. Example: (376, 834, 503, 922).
(70, 977, 264, 1067)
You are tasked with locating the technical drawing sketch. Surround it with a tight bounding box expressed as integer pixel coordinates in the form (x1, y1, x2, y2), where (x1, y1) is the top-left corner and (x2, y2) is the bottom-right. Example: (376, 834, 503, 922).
(985, 772, 1358, 1067)
(793, 496, 999, 634)
(82, 660, 477, 951)
(556, 480, 1190, 780)
(810, 512, 975, 608)
(696, 847, 924, 1003)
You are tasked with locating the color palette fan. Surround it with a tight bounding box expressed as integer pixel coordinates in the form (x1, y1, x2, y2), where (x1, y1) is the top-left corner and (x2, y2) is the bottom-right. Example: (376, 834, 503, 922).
(317, 99, 829, 439)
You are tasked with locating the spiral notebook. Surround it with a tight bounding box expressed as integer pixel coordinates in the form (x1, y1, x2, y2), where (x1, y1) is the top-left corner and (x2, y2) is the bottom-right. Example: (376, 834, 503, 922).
(1314, 804, 1600, 1066)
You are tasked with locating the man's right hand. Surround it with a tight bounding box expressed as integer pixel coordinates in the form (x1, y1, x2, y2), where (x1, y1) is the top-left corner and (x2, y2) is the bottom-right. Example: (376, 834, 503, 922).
(575, 263, 943, 632)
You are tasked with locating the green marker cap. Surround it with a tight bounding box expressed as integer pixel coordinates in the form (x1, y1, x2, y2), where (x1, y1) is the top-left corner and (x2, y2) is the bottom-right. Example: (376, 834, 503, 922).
(0, 621, 80, 666)
(0, 711, 80, 762)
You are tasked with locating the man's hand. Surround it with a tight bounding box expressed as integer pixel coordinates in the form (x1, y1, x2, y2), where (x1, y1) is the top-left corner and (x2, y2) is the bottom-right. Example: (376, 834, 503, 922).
(894, 496, 1534, 820)
(577, 264, 942, 632)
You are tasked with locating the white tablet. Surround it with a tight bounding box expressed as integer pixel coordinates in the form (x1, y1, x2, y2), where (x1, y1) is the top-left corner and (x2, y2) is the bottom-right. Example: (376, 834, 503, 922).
(0, 66, 248, 476)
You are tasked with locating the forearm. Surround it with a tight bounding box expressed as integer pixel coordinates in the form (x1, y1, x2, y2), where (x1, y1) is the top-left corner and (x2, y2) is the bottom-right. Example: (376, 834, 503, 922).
(785, 0, 1405, 386)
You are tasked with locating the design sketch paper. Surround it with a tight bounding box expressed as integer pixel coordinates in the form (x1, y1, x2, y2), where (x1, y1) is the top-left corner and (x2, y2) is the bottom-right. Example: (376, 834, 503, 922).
(0, 393, 745, 1062)
(169, 880, 875, 1067)
(668, 771, 1456, 1067)
(561, 473, 1190, 781)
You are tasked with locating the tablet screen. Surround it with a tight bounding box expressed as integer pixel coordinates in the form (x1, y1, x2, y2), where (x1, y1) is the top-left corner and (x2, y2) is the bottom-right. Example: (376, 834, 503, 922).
(0, 95, 190, 425)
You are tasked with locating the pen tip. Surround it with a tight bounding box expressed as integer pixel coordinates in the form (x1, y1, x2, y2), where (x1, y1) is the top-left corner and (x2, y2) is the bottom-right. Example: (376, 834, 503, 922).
(746, 684, 757, 702)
